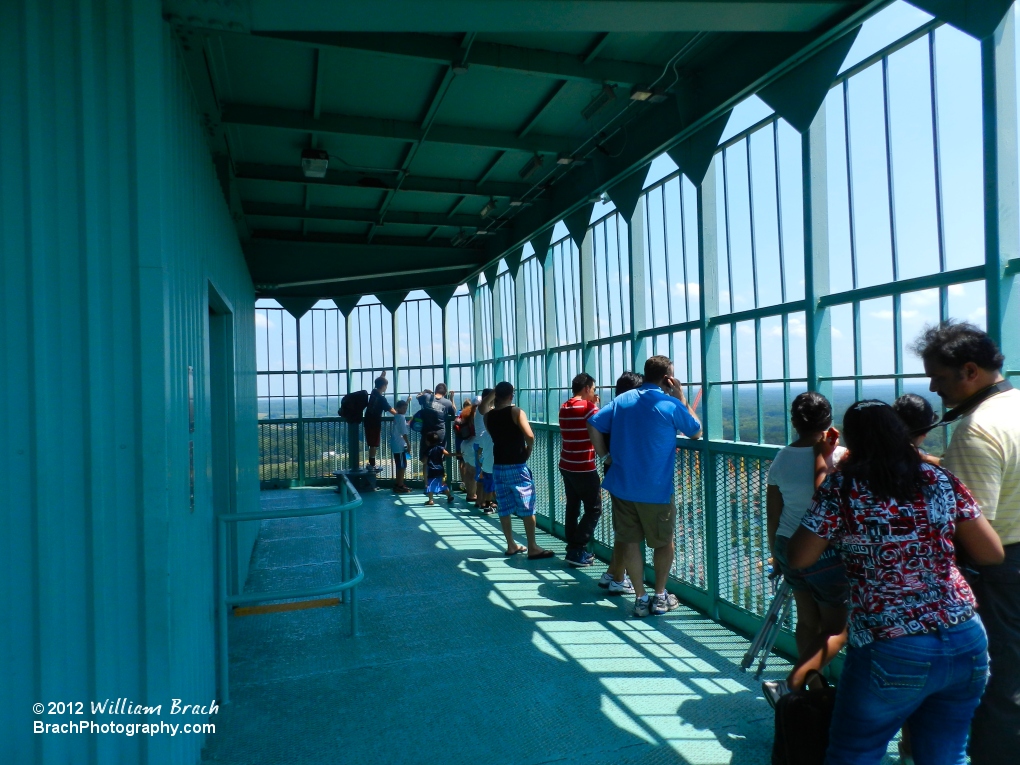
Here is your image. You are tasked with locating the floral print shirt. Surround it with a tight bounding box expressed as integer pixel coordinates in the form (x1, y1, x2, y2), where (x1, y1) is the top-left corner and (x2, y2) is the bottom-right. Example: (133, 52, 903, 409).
(800, 463, 980, 647)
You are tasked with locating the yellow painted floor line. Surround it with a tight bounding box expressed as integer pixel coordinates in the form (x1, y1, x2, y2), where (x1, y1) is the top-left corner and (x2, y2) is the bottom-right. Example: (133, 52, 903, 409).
(233, 597, 339, 616)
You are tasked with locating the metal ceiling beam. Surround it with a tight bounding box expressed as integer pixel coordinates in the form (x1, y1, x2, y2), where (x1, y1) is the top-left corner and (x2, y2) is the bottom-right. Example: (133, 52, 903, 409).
(480, 1, 885, 273)
(234, 162, 534, 199)
(369, 32, 475, 242)
(263, 268, 474, 300)
(220, 103, 577, 155)
(245, 1, 869, 33)
(253, 32, 665, 87)
(244, 201, 483, 228)
(245, 239, 484, 282)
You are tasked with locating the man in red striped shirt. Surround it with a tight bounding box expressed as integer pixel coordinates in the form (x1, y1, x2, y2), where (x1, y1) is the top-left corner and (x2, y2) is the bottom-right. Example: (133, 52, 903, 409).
(559, 373, 604, 568)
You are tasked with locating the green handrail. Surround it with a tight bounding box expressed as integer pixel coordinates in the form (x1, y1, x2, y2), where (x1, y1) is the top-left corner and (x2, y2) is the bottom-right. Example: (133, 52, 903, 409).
(217, 477, 363, 704)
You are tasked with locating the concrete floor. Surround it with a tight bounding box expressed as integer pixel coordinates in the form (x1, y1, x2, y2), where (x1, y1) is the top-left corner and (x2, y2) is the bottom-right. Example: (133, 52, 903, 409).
(201, 487, 799, 765)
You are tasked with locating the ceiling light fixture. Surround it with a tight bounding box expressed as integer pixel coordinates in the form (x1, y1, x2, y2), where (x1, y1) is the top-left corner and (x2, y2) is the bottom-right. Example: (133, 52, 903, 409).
(581, 84, 617, 121)
(479, 198, 497, 218)
(300, 148, 329, 178)
(629, 86, 669, 103)
(519, 154, 544, 180)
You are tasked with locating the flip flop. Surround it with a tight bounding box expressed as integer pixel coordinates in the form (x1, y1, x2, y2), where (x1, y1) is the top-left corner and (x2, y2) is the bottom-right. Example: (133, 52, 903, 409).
(504, 546, 527, 556)
(527, 550, 555, 560)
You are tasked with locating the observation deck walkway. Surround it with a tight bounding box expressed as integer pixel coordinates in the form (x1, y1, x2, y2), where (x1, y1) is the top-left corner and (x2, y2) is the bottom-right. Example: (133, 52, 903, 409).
(201, 487, 795, 765)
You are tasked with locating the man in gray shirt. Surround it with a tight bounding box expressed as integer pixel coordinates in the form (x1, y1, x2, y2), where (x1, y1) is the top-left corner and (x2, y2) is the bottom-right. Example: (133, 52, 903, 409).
(416, 383, 456, 466)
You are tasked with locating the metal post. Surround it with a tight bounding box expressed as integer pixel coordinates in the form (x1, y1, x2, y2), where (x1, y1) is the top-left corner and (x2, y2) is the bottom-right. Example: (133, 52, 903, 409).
(339, 484, 347, 604)
(295, 314, 305, 486)
(699, 158, 723, 620)
(803, 106, 833, 400)
(982, 8, 1020, 364)
(543, 254, 558, 419)
(492, 276, 505, 381)
(218, 516, 230, 704)
(514, 265, 527, 403)
(629, 196, 649, 369)
(344, 309, 353, 472)
(471, 284, 485, 392)
(350, 504, 359, 636)
(580, 229, 597, 378)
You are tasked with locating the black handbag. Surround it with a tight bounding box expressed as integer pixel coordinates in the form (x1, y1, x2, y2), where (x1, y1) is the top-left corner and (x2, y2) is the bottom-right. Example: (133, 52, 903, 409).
(771, 671, 837, 765)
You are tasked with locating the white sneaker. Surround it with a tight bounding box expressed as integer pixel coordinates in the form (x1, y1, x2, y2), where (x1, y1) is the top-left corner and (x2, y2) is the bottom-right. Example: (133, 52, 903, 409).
(598, 572, 614, 588)
(762, 680, 789, 709)
(651, 591, 679, 615)
(633, 596, 651, 618)
(607, 577, 635, 596)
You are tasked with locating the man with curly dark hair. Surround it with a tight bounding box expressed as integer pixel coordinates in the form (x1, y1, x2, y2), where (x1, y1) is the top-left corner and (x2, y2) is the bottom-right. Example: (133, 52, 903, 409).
(914, 321, 1019, 765)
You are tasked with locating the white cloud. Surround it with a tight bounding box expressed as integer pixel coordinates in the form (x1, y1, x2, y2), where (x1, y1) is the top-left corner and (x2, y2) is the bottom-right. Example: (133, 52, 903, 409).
(904, 290, 937, 308)
(948, 284, 966, 296)
(869, 310, 895, 320)
(255, 313, 273, 329)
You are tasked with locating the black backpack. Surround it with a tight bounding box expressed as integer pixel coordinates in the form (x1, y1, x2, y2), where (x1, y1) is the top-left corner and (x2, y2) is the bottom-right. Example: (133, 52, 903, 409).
(772, 672, 837, 765)
(339, 390, 369, 424)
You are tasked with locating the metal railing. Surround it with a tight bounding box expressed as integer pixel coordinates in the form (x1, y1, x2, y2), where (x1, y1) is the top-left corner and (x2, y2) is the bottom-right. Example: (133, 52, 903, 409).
(259, 417, 458, 486)
(256, 416, 795, 649)
(218, 476, 363, 703)
(528, 423, 793, 646)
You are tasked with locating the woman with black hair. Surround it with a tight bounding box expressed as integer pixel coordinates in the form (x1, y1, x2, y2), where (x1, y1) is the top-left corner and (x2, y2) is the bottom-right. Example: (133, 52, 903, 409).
(788, 400, 1004, 765)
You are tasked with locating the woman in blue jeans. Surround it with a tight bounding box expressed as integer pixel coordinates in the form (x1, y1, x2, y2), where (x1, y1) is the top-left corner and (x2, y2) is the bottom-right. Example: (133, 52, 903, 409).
(788, 400, 1004, 765)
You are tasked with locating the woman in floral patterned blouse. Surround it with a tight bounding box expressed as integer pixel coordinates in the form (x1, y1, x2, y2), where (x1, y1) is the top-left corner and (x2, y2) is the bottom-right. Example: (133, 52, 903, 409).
(788, 400, 1003, 765)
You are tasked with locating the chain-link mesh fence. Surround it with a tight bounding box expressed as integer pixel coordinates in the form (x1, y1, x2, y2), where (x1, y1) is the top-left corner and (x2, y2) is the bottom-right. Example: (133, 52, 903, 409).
(674, 446, 707, 590)
(716, 452, 773, 617)
(259, 421, 300, 481)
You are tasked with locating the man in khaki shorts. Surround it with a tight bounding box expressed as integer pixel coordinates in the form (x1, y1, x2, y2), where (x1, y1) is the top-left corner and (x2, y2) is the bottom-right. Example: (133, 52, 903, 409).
(588, 355, 702, 617)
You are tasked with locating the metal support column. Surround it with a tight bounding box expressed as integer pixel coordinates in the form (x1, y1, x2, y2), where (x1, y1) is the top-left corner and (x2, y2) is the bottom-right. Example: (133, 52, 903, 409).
(580, 229, 597, 378)
(492, 277, 505, 382)
(629, 196, 649, 368)
(698, 159, 723, 620)
(982, 7, 1020, 368)
(295, 314, 305, 485)
(803, 108, 833, 400)
(515, 266, 528, 398)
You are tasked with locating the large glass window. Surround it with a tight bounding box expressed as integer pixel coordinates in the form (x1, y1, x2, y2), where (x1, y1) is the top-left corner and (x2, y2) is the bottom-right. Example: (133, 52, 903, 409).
(592, 212, 630, 339)
(716, 117, 804, 314)
(644, 173, 702, 328)
(256, 299, 299, 419)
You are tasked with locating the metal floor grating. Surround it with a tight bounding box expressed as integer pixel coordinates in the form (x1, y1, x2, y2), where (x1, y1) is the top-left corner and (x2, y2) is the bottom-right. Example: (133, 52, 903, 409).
(202, 487, 896, 765)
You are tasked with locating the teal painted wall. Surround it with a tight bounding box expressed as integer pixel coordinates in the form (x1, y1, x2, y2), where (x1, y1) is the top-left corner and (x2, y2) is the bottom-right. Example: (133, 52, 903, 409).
(0, 2, 259, 763)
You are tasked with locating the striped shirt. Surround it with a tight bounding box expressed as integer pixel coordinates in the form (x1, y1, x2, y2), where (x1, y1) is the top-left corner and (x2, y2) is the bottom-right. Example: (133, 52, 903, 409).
(942, 387, 1020, 546)
(559, 398, 598, 472)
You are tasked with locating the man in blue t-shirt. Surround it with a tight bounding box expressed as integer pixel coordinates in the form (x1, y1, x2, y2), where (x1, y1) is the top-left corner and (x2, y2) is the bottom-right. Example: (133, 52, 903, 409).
(588, 355, 701, 618)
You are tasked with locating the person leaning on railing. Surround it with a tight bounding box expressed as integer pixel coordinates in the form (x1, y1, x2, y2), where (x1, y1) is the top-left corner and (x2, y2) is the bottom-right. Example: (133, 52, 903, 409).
(787, 400, 1004, 765)
(415, 383, 456, 467)
(587, 355, 701, 618)
(762, 391, 849, 706)
(914, 321, 1020, 765)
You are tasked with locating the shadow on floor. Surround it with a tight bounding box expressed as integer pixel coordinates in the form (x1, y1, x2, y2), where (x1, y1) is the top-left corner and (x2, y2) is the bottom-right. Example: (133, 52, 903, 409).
(201, 488, 797, 765)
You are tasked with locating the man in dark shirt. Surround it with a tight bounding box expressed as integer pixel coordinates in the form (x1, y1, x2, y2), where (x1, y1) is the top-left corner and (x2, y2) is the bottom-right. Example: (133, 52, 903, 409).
(416, 382, 456, 466)
(364, 372, 397, 471)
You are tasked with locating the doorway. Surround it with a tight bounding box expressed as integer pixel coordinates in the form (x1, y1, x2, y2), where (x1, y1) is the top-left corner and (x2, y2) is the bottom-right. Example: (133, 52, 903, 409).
(208, 283, 236, 698)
